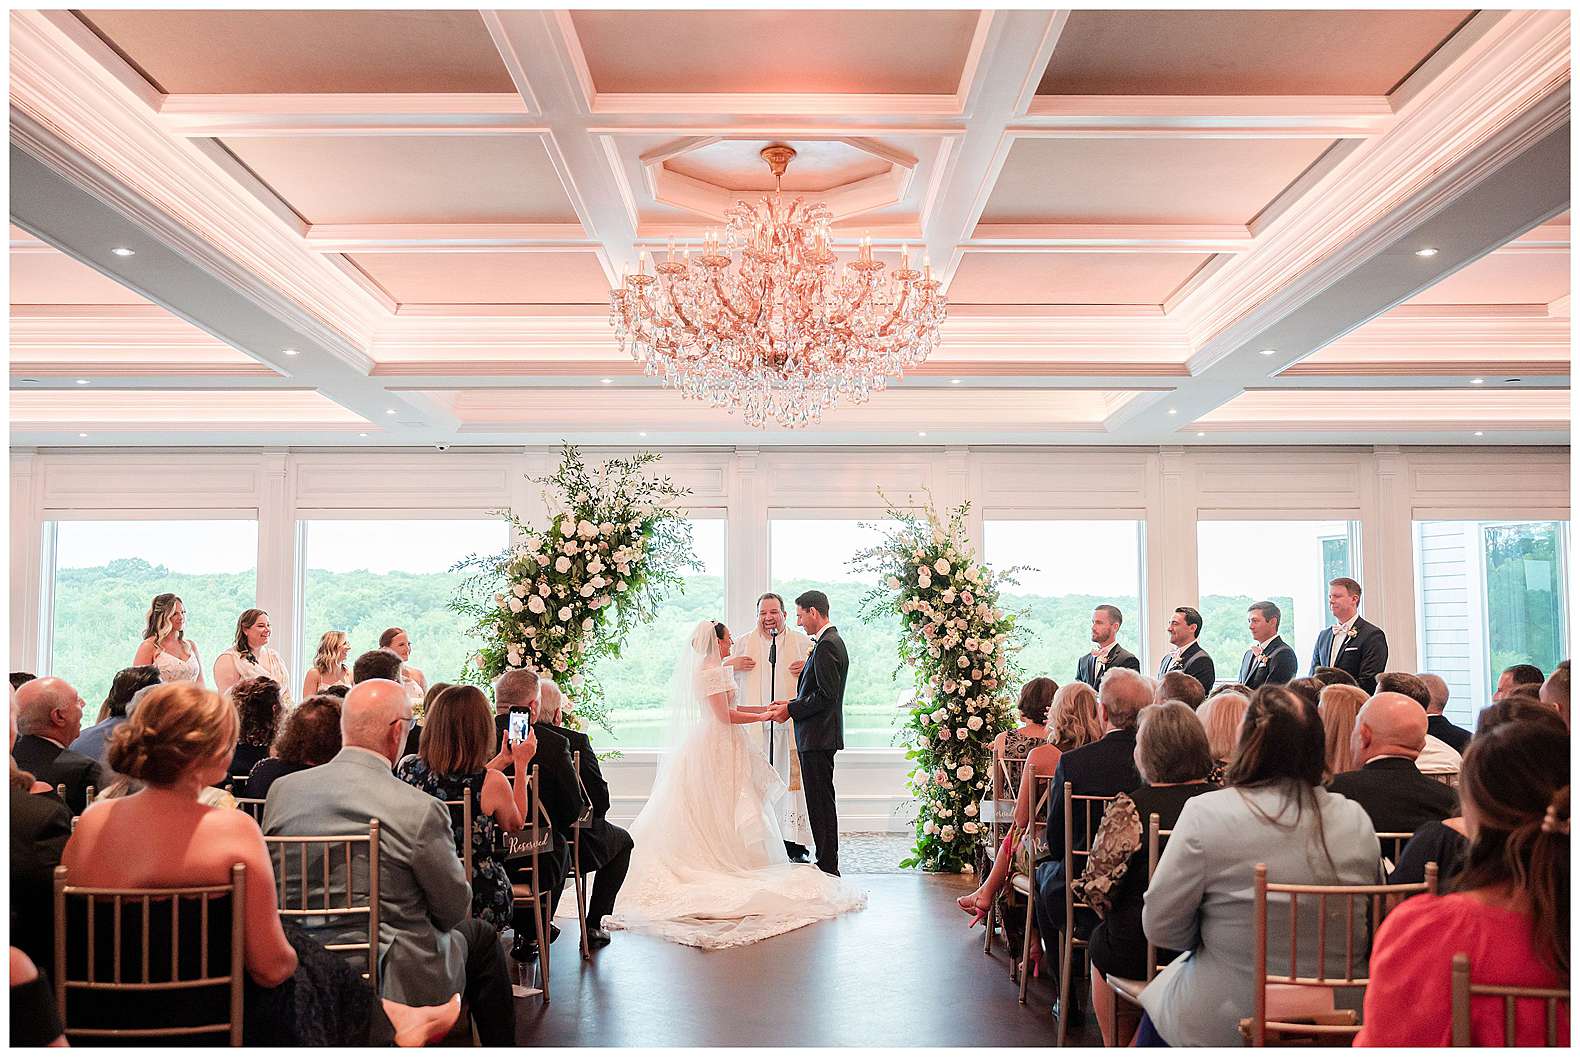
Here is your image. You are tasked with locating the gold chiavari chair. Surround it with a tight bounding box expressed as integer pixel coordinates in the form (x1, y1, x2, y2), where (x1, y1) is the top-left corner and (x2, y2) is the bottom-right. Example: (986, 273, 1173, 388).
(1103, 813, 1175, 1042)
(506, 767, 553, 1004)
(982, 744, 1029, 954)
(1008, 772, 1054, 1003)
(570, 750, 595, 960)
(1055, 789, 1121, 1046)
(234, 798, 268, 824)
(1374, 831, 1413, 873)
(263, 821, 382, 988)
(1242, 861, 1438, 1045)
(442, 796, 476, 884)
(1451, 950, 1568, 1046)
(53, 863, 246, 1046)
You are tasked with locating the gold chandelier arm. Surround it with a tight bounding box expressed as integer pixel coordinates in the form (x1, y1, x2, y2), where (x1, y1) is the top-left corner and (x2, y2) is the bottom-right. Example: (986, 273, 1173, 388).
(876, 282, 914, 337)
(709, 273, 755, 324)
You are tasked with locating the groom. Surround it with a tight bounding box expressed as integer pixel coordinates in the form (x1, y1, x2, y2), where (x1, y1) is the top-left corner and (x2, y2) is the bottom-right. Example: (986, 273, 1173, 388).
(769, 590, 847, 877)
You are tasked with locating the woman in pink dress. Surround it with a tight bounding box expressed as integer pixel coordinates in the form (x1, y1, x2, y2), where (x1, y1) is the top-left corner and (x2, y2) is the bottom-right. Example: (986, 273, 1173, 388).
(1356, 709, 1568, 1046)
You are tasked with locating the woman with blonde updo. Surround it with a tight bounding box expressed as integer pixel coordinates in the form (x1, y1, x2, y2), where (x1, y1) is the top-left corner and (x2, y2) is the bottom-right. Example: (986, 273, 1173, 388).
(302, 630, 353, 701)
(63, 684, 460, 1046)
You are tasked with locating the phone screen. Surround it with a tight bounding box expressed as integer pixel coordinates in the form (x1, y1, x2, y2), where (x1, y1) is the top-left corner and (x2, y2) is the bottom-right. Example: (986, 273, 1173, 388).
(507, 709, 532, 743)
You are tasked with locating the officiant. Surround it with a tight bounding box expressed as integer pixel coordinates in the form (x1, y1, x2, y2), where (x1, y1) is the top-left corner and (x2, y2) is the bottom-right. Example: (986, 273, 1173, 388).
(725, 591, 815, 862)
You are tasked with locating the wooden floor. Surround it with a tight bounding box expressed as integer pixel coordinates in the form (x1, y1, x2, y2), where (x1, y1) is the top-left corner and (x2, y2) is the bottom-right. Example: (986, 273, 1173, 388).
(509, 871, 1104, 1047)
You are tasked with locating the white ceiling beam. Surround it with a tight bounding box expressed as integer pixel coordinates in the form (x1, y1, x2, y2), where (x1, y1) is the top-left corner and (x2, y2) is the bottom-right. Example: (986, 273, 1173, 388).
(304, 224, 596, 252)
(1017, 95, 1394, 138)
(157, 93, 536, 136)
(964, 224, 1252, 252)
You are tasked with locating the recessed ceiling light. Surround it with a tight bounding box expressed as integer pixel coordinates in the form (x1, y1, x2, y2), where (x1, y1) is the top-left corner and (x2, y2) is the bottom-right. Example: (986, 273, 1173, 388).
(1470, 378, 1484, 385)
(1196, 432, 1206, 437)
(1258, 349, 1277, 356)
(600, 378, 612, 384)
(1415, 247, 1439, 258)
(385, 409, 396, 415)
(918, 431, 928, 437)
(639, 431, 648, 437)
(110, 247, 135, 257)
(282, 348, 300, 356)
(1474, 431, 1485, 437)
(1167, 408, 1178, 415)
(950, 378, 962, 385)
(359, 432, 368, 437)
(75, 378, 90, 385)
(77, 433, 88, 438)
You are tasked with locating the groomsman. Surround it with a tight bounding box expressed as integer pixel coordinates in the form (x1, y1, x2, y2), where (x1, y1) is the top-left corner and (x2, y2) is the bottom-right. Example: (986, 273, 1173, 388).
(1157, 606, 1215, 693)
(1075, 605, 1141, 690)
(1309, 577, 1389, 694)
(1239, 600, 1298, 688)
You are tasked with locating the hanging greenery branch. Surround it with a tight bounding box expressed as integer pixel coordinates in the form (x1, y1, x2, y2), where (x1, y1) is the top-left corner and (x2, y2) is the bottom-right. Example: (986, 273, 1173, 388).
(450, 444, 698, 735)
(850, 492, 1028, 873)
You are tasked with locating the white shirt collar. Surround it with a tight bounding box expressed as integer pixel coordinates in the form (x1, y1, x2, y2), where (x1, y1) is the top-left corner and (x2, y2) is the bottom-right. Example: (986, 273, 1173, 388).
(38, 735, 67, 750)
(1333, 615, 1359, 636)
(1093, 640, 1118, 660)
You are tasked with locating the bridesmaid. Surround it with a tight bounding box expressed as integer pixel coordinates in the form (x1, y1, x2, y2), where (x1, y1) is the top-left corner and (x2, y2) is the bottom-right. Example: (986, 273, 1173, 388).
(301, 630, 353, 701)
(132, 593, 203, 686)
(214, 610, 293, 707)
(379, 627, 428, 706)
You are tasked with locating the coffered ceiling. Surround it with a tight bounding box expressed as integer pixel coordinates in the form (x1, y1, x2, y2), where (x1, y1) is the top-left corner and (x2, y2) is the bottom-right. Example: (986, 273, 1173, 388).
(8, 8, 1572, 448)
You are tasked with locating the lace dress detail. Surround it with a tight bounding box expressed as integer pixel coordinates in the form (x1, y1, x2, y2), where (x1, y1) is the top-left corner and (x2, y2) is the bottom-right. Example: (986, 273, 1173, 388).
(606, 660, 866, 949)
(999, 728, 1042, 791)
(217, 646, 293, 707)
(395, 758, 513, 930)
(153, 642, 202, 684)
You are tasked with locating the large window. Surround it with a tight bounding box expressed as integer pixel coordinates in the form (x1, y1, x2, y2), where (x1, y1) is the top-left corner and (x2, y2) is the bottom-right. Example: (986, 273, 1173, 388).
(47, 519, 259, 708)
(298, 519, 510, 694)
(591, 518, 726, 751)
(984, 520, 1145, 686)
(1415, 519, 1569, 725)
(1196, 520, 1359, 680)
(770, 518, 908, 749)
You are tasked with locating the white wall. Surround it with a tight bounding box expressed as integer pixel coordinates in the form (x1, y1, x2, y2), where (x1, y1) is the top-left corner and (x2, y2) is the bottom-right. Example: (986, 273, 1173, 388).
(10, 443, 1569, 830)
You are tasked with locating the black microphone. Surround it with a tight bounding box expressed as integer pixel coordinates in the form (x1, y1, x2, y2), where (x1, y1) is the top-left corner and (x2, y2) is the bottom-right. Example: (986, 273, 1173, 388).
(768, 624, 778, 665)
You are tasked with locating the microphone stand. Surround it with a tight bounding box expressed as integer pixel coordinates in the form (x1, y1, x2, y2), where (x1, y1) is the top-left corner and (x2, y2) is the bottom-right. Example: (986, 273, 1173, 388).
(767, 627, 779, 767)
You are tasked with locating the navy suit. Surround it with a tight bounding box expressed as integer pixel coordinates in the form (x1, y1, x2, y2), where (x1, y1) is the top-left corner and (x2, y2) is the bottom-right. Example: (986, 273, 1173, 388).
(1158, 641, 1216, 694)
(1310, 617, 1389, 694)
(787, 625, 849, 875)
(1238, 635, 1299, 689)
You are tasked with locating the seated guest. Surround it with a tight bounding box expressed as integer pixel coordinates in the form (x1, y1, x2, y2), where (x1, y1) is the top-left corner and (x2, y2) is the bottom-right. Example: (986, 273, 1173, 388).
(1375, 671, 1462, 775)
(69, 664, 160, 765)
(1327, 692, 1457, 834)
(540, 678, 570, 726)
(1540, 659, 1569, 728)
(396, 684, 536, 931)
(405, 682, 452, 760)
(223, 676, 284, 793)
(1195, 690, 1247, 782)
(494, 668, 584, 962)
(1215, 681, 1253, 699)
(1136, 686, 1380, 1047)
(1157, 606, 1215, 694)
(13, 677, 105, 815)
(1317, 682, 1367, 779)
(1389, 704, 1568, 889)
(958, 681, 1101, 923)
(1080, 702, 1218, 1045)
(10, 691, 71, 969)
(1239, 601, 1297, 689)
(246, 696, 343, 800)
(1033, 668, 1150, 1007)
(352, 648, 403, 685)
(1494, 662, 1545, 703)
(1418, 672, 1472, 752)
(1356, 716, 1569, 1045)
(539, 677, 634, 949)
(261, 680, 513, 1045)
(1155, 670, 1206, 712)
(10, 946, 66, 1047)
(66, 682, 460, 1046)
(1312, 665, 1357, 687)
(9, 672, 37, 691)
(320, 683, 350, 699)
(1286, 676, 1323, 712)
(989, 674, 1053, 770)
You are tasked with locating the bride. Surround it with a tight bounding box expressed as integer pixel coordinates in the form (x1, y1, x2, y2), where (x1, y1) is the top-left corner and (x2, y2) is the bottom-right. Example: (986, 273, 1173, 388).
(605, 619, 866, 949)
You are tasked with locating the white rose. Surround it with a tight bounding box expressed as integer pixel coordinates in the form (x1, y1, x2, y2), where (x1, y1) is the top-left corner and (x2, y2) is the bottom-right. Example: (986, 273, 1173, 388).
(536, 554, 550, 567)
(587, 559, 605, 574)
(512, 583, 528, 599)
(934, 558, 950, 575)
(957, 764, 975, 781)
(923, 820, 938, 836)
(956, 728, 969, 740)
(963, 821, 979, 835)
(507, 596, 524, 614)
(471, 653, 485, 668)
(938, 727, 952, 741)
(580, 583, 596, 598)
(964, 802, 979, 818)
(558, 606, 572, 621)
(957, 656, 970, 669)
(527, 594, 546, 614)
(569, 674, 584, 688)
(918, 573, 931, 589)
(967, 715, 984, 731)
(578, 519, 597, 539)
(888, 576, 902, 589)
(555, 555, 571, 573)
(940, 806, 953, 818)
(506, 648, 521, 666)
(582, 617, 594, 631)
(599, 522, 614, 536)
(931, 708, 947, 723)
(940, 825, 956, 842)
(941, 589, 956, 604)
(920, 712, 933, 725)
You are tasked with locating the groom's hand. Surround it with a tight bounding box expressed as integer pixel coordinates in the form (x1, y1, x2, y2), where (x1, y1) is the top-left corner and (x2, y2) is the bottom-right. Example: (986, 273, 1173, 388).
(788, 660, 805, 677)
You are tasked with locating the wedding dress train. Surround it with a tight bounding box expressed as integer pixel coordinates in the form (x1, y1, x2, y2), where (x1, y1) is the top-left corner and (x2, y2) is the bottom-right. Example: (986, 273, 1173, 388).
(606, 622, 865, 949)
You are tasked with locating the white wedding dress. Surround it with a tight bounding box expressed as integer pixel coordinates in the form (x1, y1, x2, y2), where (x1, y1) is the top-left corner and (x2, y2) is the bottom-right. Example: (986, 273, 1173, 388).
(605, 621, 866, 949)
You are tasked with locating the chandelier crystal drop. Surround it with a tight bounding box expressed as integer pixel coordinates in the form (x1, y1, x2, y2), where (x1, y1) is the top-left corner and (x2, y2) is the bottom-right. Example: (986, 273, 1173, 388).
(609, 145, 948, 428)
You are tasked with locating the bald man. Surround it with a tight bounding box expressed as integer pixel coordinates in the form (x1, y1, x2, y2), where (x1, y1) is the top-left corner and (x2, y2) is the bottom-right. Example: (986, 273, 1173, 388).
(262, 680, 516, 1044)
(1325, 692, 1457, 834)
(13, 676, 104, 815)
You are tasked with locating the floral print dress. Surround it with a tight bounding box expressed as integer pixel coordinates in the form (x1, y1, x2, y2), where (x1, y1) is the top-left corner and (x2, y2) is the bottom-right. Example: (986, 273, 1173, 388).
(395, 757, 513, 930)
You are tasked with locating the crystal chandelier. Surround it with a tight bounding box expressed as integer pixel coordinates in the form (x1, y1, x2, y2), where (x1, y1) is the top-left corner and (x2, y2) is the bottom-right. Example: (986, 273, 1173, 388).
(609, 145, 947, 428)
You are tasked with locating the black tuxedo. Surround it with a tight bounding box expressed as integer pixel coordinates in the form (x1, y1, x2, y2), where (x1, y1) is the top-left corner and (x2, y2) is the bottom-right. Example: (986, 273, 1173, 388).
(1075, 644, 1141, 690)
(13, 734, 105, 816)
(787, 625, 849, 875)
(1326, 756, 1458, 835)
(1427, 713, 1473, 754)
(11, 787, 71, 966)
(1238, 635, 1299, 689)
(1309, 617, 1389, 694)
(1157, 641, 1216, 693)
(1033, 728, 1143, 953)
(542, 721, 633, 929)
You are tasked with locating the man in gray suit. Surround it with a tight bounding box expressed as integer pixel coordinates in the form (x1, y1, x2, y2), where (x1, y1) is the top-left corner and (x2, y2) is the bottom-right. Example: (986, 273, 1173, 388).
(262, 679, 515, 1045)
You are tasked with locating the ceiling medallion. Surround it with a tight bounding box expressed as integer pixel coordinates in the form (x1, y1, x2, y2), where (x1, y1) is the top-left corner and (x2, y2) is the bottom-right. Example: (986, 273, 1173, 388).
(609, 145, 947, 428)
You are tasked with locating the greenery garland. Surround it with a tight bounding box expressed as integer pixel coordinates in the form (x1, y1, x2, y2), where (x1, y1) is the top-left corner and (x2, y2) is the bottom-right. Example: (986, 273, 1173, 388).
(451, 445, 697, 734)
(853, 496, 1026, 873)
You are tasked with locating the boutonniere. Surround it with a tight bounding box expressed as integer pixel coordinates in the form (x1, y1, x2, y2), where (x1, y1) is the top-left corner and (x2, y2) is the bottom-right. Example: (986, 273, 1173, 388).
(1345, 626, 1359, 641)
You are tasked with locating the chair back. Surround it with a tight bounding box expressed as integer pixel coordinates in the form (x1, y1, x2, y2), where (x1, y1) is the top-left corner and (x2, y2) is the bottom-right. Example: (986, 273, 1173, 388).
(1023, 772, 1054, 853)
(571, 751, 594, 829)
(1247, 861, 1438, 1045)
(442, 795, 476, 881)
(234, 798, 267, 824)
(1141, 813, 1175, 981)
(988, 745, 1029, 845)
(1450, 951, 1568, 1046)
(263, 821, 382, 988)
(1062, 786, 1119, 936)
(1374, 831, 1412, 870)
(52, 863, 246, 1045)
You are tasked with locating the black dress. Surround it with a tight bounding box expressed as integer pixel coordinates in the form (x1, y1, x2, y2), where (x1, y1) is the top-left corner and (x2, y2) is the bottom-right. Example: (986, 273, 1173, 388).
(222, 744, 271, 793)
(245, 757, 311, 801)
(1087, 782, 1218, 981)
(1388, 819, 1469, 888)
